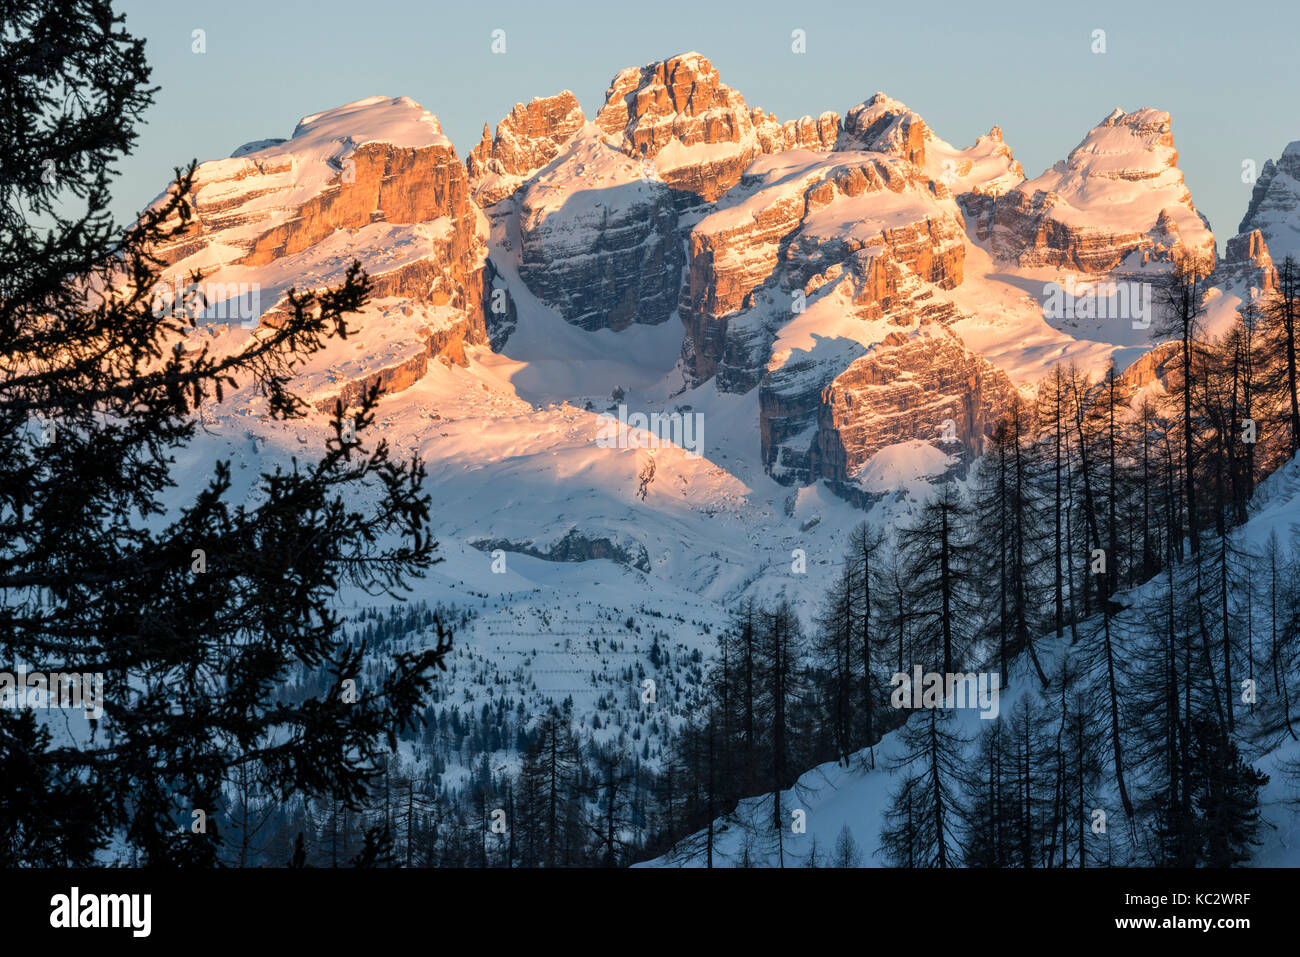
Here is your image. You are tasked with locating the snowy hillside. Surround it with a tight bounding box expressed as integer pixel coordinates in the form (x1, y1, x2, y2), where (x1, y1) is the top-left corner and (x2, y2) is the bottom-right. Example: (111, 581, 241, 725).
(643, 455, 1300, 868)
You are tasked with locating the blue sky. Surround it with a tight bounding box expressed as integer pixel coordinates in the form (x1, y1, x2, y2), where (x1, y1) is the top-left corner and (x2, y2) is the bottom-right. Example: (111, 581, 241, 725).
(116, 0, 1298, 249)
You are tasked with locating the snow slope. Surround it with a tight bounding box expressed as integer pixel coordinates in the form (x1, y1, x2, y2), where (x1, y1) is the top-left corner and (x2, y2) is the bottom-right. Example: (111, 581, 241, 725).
(640, 457, 1300, 868)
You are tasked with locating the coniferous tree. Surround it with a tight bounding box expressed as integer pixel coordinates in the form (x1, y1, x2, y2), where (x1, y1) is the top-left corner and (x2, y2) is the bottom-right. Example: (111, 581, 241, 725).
(813, 567, 857, 766)
(1057, 667, 1106, 867)
(590, 744, 634, 867)
(1188, 718, 1269, 866)
(974, 402, 1049, 686)
(518, 713, 583, 867)
(897, 481, 978, 677)
(1262, 256, 1300, 457)
(847, 521, 886, 758)
(1037, 367, 1072, 640)
(1068, 364, 1136, 821)
(831, 823, 863, 867)
(962, 717, 1010, 868)
(759, 598, 805, 862)
(1155, 251, 1215, 555)
(0, 0, 449, 866)
(879, 708, 968, 868)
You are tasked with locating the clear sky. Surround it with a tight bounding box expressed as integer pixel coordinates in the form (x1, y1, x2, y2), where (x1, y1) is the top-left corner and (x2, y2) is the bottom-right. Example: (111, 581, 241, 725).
(115, 0, 1298, 251)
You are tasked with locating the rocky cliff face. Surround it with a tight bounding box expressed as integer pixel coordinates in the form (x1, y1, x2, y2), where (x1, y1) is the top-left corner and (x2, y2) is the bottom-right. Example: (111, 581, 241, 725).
(500, 55, 900, 338)
(837, 93, 930, 166)
(989, 108, 1214, 272)
(467, 91, 586, 206)
(666, 136, 998, 489)
(679, 149, 967, 390)
(1212, 228, 1276, 296)
(753, 109, 842, 154)
(514, 125, 685, 331)
(505, 53, 848, 333)
(594, 52, 764, 205)
(760, 273, 976, 485)
(151, 96, 489, 409)
(836, 94, 1023, 200)
(1239, 141, 1300, 264)
(805, 325, 1017, 485)
(663, 87, 1030, 494)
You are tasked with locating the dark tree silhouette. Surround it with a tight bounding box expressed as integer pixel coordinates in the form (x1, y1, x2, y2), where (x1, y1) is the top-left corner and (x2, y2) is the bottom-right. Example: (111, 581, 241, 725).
(0, 0, 449, 865)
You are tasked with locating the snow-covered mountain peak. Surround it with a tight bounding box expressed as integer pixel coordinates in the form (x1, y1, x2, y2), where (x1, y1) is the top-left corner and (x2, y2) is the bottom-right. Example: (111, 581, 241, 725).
(836, 92, 1022, 200)
(289, 95, 449, 149)
(988, 105, 1213, 271)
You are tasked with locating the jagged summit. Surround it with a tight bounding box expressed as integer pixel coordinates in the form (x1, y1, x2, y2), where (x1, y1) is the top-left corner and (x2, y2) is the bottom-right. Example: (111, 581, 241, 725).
(593, 52, 766, 202)
(1239, 139, 1300, 262)
(989, 106, 1214, 271)
(467, 91, 585, 205)
(836, 91, 1023, 199)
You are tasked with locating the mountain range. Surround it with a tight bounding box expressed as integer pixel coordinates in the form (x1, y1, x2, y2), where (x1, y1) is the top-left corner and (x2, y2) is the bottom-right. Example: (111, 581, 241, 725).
(140, 52, 1300, 864)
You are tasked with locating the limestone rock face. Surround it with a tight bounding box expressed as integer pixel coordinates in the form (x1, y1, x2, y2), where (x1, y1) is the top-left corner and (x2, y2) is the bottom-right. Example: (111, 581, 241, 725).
(149, 97, 489, 408)
(663, 87, 1038, 493)
(501, 54, 769, 331)
(666, 142, 996, 486)
(594, 52, 765, 204)
(508, 53, 849, 332)
(680, 150, 967, 392)
(466, 91, 586, 206)
(801, 325, 1017, 486)
(752, 109, 842, 154)
(1119, 340, 1183, 391)
(838, 93, 930, 166)
(470, 531, 651, 573)
(515, 126, 684, 331)
(759, 275, 975, 486)
(1238, 141, 1300, 263)
(837, 95, 1024, 198)
(1212, 228, 1276, 295)
(989, 107, 1215, 272)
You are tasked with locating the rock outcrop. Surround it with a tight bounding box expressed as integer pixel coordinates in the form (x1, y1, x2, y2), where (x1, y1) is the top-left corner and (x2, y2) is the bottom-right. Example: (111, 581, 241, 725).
(680, 149, 967, 391)
(658, 87, 1035, 496)
(837, 93, 930, 166)
(470, 530, 651, 572)
(467, 91, 586, 206)
(594, 52, 764, 204)
(752, 109, 842, 154)
(506, 60, 935, 339)
(836, 94, 1024, 200)
(797, 325, 1018, 486)
(1211, 228, 1276, 295)
(1239, 141, 1300, 264)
